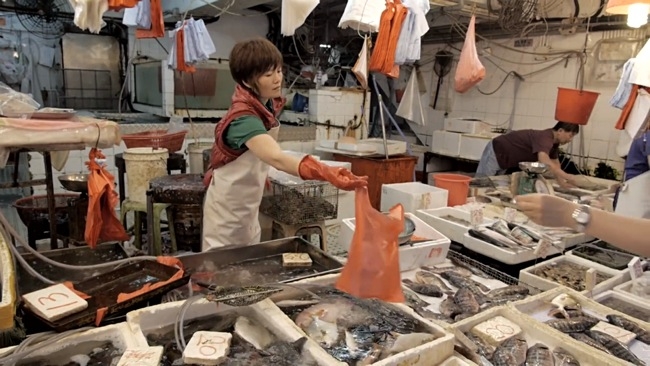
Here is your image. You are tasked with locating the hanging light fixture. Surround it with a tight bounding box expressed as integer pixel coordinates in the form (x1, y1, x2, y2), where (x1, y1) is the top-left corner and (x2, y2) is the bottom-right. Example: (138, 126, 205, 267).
(606, 0, 650, 28)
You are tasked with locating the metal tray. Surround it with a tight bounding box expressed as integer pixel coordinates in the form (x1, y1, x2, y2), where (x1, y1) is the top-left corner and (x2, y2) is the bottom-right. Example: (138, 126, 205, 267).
(22, 260, 189, 332)
(16, 243, 129, 295)
(178, 237, 344, 286)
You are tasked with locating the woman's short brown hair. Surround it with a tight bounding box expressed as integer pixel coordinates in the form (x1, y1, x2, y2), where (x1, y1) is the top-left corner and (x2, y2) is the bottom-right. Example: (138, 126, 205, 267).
(229, 38, 283, 87)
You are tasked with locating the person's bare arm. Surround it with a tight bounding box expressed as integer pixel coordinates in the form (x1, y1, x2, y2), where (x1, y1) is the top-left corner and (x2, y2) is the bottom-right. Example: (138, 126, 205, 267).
(245, 134, 301, 176)
(537, 152, 574, 184)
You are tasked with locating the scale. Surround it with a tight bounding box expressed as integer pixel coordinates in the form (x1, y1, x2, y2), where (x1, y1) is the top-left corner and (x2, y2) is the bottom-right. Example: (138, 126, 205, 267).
(511, 162, 555, 196)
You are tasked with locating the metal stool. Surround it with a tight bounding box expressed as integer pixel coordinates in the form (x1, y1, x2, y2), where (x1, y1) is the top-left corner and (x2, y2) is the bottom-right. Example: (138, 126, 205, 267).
(120, 199, 177, 255)
(271, 220, 328, 252)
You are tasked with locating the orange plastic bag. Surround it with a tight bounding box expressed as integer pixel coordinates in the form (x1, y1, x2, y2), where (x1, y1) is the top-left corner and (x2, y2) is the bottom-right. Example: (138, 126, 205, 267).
(335, 187, 405, 303)
(85, 148, 129, 249)
(454, 15, 485, 94)
(135, 0, 164, 38)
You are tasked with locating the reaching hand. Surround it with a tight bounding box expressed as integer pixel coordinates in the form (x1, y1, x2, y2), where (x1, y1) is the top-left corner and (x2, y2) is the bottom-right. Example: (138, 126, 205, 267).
(298, 155, 368, 191)
(515, 193, 577, 228)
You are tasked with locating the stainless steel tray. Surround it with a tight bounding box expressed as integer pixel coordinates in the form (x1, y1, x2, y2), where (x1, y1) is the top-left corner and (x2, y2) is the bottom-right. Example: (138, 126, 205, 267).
(177, 237, 344, 285)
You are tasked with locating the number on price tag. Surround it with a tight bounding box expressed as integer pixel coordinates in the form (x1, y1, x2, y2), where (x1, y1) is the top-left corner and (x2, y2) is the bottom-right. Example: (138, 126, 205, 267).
(472, 316, 522, 346)
(117, 347, 164, 366)
(628, 257, 644, 280)
(470, 208, 484, 228)
(534, 239, 552, 259)
(183, 331, 232, 365)
(504, 207, 517, 222)
(282, 252, 313, 267)
(22, 283, 88, 322)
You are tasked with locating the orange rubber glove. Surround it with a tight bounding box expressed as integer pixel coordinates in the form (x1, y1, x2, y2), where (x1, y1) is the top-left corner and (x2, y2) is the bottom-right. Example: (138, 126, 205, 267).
(298, 155, 368, 191)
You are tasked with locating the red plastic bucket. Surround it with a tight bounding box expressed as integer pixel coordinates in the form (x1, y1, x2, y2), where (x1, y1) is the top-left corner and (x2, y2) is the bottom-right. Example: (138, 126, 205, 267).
(431, 173, 471, 206)
(555, 87, 600, 125)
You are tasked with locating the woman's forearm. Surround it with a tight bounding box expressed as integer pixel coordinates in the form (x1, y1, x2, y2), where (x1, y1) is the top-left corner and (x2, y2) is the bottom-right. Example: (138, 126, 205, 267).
(564, 202, 650, 257)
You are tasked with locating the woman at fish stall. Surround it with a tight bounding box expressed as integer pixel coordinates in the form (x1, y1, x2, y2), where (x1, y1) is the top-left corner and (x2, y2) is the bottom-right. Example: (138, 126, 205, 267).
(202, 38, 367, 251)
(515, 193, 650, 257)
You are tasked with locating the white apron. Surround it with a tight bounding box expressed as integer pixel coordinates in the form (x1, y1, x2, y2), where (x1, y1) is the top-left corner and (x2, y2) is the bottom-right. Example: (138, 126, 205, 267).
(615, 169, 650, 219)
(201, 125, 280, 251)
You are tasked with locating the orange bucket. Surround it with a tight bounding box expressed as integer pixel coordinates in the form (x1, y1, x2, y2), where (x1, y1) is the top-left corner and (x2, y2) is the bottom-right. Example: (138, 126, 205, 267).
(432, 173, 471, 206)
(554, 87, 600, 125)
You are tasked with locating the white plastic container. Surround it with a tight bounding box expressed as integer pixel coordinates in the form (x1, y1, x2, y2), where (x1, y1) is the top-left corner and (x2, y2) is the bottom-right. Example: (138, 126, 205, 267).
(337, 213, 451, 271)
(452, 305, 615, 366)
(459, 134, 496, 161)
(415, 207, 495, 244)
(431, 130, 461, 156)
(443, 118, 490, 135)
(519, 254, 627, 296)
(381, 182, 448, 212)
(462, 230, 562, 265)
(278, 273, 456, 366)
(613, 273, 650, 304)
(592, 290, 650, 326)
(509, 286, 650, 365)
(186, 142, 213, 174)
(126, 298, 333, 365)
(123, 147, 169, 204)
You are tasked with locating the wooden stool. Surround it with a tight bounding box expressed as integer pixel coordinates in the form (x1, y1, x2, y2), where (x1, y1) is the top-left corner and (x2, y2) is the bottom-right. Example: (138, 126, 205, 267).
(120, 199, 177, 255)
(271, 220, 328, 252)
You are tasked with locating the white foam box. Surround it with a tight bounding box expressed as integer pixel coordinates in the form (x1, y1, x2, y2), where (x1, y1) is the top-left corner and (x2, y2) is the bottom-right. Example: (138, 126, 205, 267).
(508, 286, 650, 365)
(462, 229, 563, 265)
(270, 273, 455, 366)
(613, 274, 650, 304)
(440, 355, 478, 366)
(592, 290, 650, 327)
(443, 118, 490, 135)
(0, 229, 16, 345)
(381, 182, 448, 213)
(337, 213, 451, 271)
(0, 323, 139, 364)
(125, 297, 333, 366)
(565, 249, 633, 274)
(415, 207, 495, 244)
(519, 254, 628, 296)
(459, 134, 495, 161)
(450, 305, 614, 366)
(363, 138, 408, 156)
(431, 130, 462, 156)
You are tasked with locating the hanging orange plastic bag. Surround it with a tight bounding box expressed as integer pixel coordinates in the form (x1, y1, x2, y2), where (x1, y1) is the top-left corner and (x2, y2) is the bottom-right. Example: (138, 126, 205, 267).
(335, 187, 405, 303)
(454, 15, 485, 93)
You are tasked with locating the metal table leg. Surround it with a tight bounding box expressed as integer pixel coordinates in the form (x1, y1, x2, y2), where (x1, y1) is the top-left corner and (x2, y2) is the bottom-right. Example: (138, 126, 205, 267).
(146, 189, 154, 255)
(43, 151, 59, 250)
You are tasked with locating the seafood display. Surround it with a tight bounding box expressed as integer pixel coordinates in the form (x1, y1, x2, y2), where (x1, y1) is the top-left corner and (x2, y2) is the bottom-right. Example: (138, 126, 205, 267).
(275, 286, 438, 365)
(531, 260, 613, 292)
(570, 244, 635, 270)
(145, 310, 317, 366)
(467, 218, 565, 255)
(13, 342, 123, 366)
(440, 215, 472, 227)
(597, 296, 650, 322)
(401, 259, 532, 324)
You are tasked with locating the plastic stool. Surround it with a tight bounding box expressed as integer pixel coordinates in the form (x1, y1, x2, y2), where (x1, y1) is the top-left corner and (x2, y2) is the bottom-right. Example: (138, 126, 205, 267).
(120, 199, 176, 255)
(271, 220, 328, 252)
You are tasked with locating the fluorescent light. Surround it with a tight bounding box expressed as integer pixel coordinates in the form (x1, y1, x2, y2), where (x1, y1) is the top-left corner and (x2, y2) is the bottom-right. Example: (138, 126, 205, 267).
(627, 3, 650, 28)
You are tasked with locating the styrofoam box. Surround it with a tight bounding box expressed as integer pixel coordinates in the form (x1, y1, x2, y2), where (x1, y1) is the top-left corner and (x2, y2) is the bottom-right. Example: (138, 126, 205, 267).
(443, 118, 490, 135)
(613, 274, 650, 304)
(462, 230, 562, 266)
(440, 355, 477, 366)
(592, 290, 650, 326)
(509, 286, 650, 365)
(519, 254, 628, 296)
(337, 213, 451, 271)
(381, 182, 448, 213)
(416, 207, 495, 244)
(0, 323, 138, 363)
(451, 305, 614, 366)
(431, 130, 462, 156)
(275, 273, 455, 366)
(565, 249, 632, 274)
(364, 138, 407, 156)
(458, 134, 493, 161)
(126, 298, 333, 366)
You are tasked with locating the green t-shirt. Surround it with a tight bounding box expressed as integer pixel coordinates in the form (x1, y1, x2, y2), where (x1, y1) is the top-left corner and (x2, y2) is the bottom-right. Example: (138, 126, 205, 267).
(223, 101, 274, 150)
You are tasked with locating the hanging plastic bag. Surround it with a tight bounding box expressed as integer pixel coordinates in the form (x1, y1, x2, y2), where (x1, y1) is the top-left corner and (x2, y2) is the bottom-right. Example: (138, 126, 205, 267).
(352, 36, 369, 89)
(454, 15, 485, 94)
(335, 187, 405, 303)
(396, 67, 426, 126)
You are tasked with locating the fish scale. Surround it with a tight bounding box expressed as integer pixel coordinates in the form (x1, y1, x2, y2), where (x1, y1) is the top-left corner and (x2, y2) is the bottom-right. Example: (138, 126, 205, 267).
(585, 330, 646, 366)
(545, 317, 599, 333)
(491, 337, 527, 366)
(553, 347, 581, 366)
(569, 333, 610, 354)
(453, 287, 480, 314)
(525, 343, 554, 366)
(402, 279, 443, 297)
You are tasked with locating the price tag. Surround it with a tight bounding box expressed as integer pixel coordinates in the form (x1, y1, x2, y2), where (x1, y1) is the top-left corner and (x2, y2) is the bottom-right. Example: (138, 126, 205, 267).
(628, 257, 644, 280)
(282, 253, 313, 267)
(22, 283, 88, 322)
(591, 322, 637, 345)
(470, 208, 484, 228)
(117, 347, 164, 366)
(428, 247, 443, 259)
(504, 207, 517, 222)
(183, 331, 232, 365)
(534, 239, 552, 259)
(585, 268, 597, 295)
(472, 316, 522, 346)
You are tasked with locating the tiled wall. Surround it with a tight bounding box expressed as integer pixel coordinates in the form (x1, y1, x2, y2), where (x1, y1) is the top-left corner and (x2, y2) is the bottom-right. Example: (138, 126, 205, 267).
(308, 88, 372, 141)
(417, 29, 650, 175)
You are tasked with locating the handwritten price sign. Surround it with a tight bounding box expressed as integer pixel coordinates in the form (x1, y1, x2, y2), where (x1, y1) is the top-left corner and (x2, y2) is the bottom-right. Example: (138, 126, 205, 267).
(470, 208, 484, 228)
(504, 207, 517, 222)
(117, 347, 164, 366)
(22, 283, 88, 321)
(184, 331, 232, 364)
(473, 316, 521, 344)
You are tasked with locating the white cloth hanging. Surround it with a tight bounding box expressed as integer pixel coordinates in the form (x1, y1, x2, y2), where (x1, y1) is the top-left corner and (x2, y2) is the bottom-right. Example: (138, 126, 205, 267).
(70, 0, 109, 34)
(616, 88, 650, 157)
(122, 0, 151, 30)
(615, 170, 650, 219)
(352, 36, 369, 89)
(396, 68, 426, 126)
(394, 0, 429, 64)
(338, 0, 385, 33)
(281, 0, 320, 36)
(167, 18, 216, 70)
(629, 39, 650, 87)
(610, 58, 635, 110)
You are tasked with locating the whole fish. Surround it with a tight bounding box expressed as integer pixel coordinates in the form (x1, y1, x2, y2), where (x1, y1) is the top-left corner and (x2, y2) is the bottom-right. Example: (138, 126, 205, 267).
(465, 331, 496, 359)
(525, 343, 554, 366)
(415, 270, 455, 293)
(481, 294, 528, 310)
(453, 287, 480, 315)
(569, 333, 610, 354)
(262, 338, 308, 365)
(402, 287, 430, 309)
(441, 270, 490, 294)
(545, 317, 599, 333)
(421, 264, 472, 277)
(449, 257, 492, 279)
(585, 330, 645, 365)
(492, 336, 528, 366)
(440, 297, 461, 318)
(205, 285, 283, 306)
(606, 314, 650, 345)
(549, 294, 581, 319)
(553, 347, 580, 366)
(487, 285, 530, 299)
(402, 279, 443, 298)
